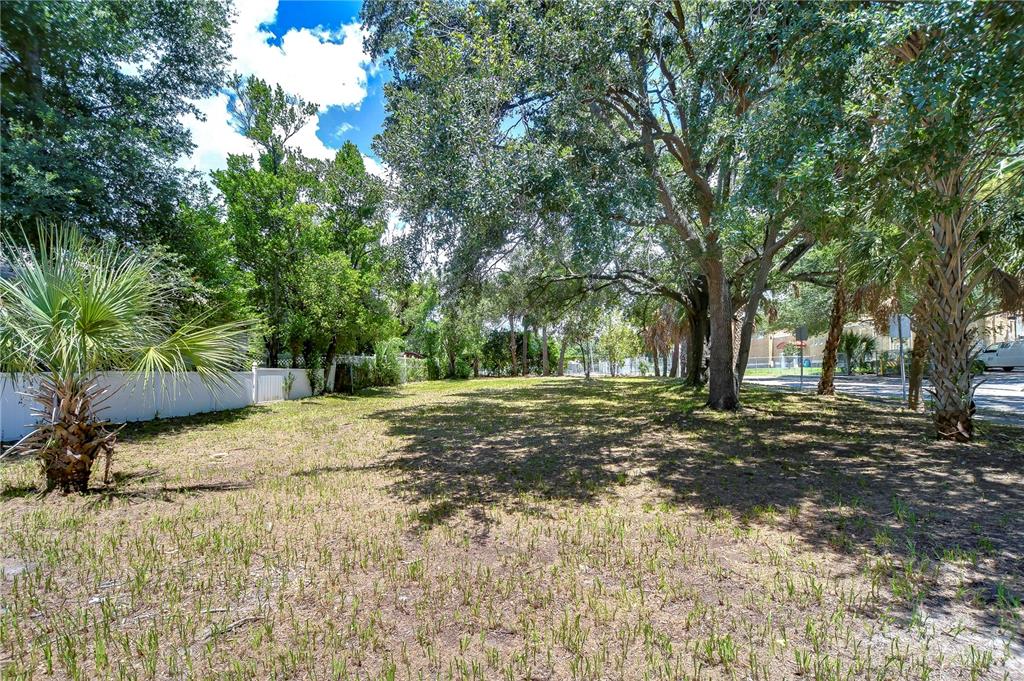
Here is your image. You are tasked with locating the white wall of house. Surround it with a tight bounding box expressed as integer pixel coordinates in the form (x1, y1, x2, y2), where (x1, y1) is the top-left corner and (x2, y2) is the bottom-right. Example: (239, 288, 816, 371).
(0, 365, 333, 443)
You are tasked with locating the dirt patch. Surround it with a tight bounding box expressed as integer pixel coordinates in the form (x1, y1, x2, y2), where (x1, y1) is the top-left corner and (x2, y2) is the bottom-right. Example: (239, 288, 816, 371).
(1, 378, 1021, 679)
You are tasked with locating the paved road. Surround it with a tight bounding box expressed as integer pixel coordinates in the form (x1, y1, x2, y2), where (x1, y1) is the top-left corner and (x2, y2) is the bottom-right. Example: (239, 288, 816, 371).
(744, 370, 1024, 421)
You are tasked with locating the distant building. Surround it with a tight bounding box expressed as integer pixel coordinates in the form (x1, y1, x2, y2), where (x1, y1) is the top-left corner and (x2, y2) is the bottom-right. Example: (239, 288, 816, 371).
(751, 312, 1022, 368)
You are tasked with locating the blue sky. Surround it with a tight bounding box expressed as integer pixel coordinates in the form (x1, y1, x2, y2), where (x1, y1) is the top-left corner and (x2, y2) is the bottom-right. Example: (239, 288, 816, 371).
(264, 1, 387, 158)
(179, 0, 390, 177)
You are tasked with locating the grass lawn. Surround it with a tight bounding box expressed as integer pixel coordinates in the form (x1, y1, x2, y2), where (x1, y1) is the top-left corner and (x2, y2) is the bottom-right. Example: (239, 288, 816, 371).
(1, 377, 1022, 680)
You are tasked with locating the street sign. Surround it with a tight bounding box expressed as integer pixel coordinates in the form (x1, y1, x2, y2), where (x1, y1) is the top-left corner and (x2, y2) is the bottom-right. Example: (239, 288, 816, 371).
(889, 314, 910, 400)
(889, 315, 911, 339)
(794, 325, 808, 390)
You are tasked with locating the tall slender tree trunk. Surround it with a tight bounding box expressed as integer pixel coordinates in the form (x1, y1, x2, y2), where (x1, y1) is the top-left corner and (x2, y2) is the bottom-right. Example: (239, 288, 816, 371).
(557, 341, 566, 376)
(473, 356, 480, 379)
(817, 271, 846, 396)
(521, 324, 529, 376)
(705, 256, 739, 409)
(670, 341, 680, 378)
(541, 325, 549, 375)
(580, 343, 591, 379)
(508, 313, 517, 377)
(652, 346, 661, 376)
(661, 347, 669, 376)
(908, 328, 930, 412)
(323, 335, 338, 391)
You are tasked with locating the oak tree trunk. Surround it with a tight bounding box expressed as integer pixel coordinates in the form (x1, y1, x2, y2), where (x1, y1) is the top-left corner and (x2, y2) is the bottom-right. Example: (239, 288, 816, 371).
(323, 336, 337, 391)
(817, 272, 846, 396)
(685, 280, 710, 387)
(705, 257, 739, 409)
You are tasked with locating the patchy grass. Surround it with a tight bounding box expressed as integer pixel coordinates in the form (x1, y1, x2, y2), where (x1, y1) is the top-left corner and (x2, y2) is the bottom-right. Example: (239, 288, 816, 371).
(1, 377, 1022, 680)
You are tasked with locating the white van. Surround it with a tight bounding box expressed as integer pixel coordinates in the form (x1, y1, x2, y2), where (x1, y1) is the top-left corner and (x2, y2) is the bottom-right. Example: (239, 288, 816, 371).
(978, 340, 1024, 371)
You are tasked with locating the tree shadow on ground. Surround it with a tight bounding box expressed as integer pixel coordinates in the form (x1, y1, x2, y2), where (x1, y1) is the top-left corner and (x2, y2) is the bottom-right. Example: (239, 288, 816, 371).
(85, 480, 253, 505)
(118, 404, 273, 444)
(366, 377, 1024, 632)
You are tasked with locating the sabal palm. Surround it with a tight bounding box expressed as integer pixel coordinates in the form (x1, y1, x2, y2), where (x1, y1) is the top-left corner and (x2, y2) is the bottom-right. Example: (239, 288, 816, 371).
(0, 227, 251, 492)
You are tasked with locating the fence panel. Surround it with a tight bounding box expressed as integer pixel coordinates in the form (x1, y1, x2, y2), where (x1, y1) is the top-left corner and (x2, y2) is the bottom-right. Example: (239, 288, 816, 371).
(0, 366, 326, 443)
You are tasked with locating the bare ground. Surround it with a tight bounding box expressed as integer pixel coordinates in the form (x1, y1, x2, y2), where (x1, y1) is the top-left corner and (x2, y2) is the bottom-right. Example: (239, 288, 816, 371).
(1, 377, 1021, 680)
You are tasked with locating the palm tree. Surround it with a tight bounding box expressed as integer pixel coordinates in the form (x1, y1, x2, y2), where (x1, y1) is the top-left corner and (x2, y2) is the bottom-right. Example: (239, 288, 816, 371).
(838, 332, 863, 376)
(0, 227, 252, 493)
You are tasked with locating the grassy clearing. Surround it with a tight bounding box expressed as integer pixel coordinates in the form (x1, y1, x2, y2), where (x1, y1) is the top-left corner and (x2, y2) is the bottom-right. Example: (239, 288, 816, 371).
(1, 377, 1022, 680)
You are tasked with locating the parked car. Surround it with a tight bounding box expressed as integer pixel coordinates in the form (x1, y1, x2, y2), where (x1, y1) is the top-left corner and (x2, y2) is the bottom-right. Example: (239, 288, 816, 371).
(977, 340, 1024, 371)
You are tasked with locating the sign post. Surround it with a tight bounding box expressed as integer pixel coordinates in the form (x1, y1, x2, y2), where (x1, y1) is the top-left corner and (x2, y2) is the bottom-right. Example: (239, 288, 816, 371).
(889, 315, 911, 401)
(795, 325, 809, 391)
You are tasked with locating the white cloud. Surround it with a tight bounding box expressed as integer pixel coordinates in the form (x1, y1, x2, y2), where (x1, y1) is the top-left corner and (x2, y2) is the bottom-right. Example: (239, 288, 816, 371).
(178, 93, 256, 172)
(291, 119, 337, 161)
(361, 155, 390, 180)
(179, 0, 372, 174)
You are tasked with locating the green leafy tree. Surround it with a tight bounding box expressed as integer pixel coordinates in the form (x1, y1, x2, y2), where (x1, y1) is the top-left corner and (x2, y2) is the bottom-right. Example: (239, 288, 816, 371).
(0, 0, 231, 239)
(849, 3, 1024, 440)
(365, 0, 865, 410)
(597, 311, 640, 377)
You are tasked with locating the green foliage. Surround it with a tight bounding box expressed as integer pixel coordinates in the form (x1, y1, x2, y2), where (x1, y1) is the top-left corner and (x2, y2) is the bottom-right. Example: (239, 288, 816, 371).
(839, 333, 876, 376)
(0, 225, 252, 382)
(305, 353, 324, 396)
(597, 311, 640, 375)
(215, 77, 397, 373)
(373, 337, 404, 386)
(0, 0, 232, 239)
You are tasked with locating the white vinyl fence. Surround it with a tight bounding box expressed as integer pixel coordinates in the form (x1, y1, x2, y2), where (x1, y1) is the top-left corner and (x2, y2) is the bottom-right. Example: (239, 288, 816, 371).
(0, 365, 333, 443)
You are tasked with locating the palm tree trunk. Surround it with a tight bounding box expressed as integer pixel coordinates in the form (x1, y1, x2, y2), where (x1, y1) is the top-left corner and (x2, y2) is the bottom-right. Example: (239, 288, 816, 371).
(557, 341, 566, 376)
(925, 184, 976, 441)
(652, 346, 661, 376)
(521, 324, 529, 376)
(20, 376, 117, 493)
(670, 341, 680, 378)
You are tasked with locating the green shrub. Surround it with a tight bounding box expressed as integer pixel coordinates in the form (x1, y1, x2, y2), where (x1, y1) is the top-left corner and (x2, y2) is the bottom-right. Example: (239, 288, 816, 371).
(454, 357, 472, 379)
(373, 337, 403, 386)
(405, 358, 428, 382)
(306, 355, 324, 395)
